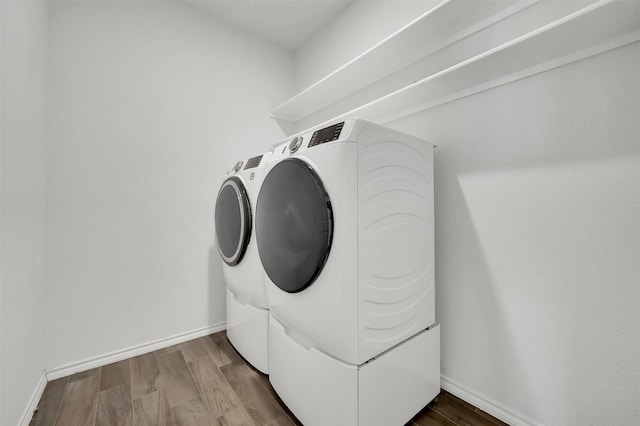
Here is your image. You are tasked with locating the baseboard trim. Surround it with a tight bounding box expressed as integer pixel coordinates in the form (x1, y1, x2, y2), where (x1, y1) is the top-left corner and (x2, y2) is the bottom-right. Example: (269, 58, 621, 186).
(440, 375, 541, 426)
(46, 322, 226, 381)
(35, 325, 541, 426)
(19, 371, 47, 426)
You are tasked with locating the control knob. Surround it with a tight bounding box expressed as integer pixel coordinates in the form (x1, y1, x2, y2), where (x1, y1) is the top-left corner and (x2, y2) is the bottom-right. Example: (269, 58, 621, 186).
(289, 136, 303, 153)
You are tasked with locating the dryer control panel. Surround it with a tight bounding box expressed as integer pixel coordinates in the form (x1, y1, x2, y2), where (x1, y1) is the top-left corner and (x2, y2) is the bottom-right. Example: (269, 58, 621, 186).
(308, 122, 344, 148)
(269, 119, 360, 163)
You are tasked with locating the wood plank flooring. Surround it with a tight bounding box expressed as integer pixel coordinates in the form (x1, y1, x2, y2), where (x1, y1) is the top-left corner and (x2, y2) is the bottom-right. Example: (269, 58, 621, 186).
(30, 331, 506, 426)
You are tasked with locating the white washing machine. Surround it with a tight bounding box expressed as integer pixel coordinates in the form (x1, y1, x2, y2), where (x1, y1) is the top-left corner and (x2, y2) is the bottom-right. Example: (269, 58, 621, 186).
(214, 151, 271, 374)
(255, 119, 440, 425)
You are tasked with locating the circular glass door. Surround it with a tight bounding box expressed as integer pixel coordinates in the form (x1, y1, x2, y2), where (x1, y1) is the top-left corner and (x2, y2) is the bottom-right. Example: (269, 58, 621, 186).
(256, 158, 333, 293)
(215, 176, 251, 266)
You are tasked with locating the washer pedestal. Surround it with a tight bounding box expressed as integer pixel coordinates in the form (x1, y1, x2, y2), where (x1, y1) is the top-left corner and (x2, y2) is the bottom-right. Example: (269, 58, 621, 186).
(269, 315, 440, 426)
(226, 288, 269, 374)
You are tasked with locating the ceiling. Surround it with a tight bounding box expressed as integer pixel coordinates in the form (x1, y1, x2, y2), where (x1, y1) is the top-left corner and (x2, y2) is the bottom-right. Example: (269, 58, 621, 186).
(186, 0, 354, 51)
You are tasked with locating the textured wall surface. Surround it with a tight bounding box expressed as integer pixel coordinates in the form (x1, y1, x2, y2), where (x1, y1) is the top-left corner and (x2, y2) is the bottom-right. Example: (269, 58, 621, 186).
(0, 1, 48, 424)
(46, 0, 293, 370)
(295, 0, 438, 90)
(388, 43, 640, 425)
(295, 4, 640, 425)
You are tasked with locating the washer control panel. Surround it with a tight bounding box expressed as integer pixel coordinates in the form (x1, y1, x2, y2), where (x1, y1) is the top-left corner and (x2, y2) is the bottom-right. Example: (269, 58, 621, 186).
(244, 155, 263, 170)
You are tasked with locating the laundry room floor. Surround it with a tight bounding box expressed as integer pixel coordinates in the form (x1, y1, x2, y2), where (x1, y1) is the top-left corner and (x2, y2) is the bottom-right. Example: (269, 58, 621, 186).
(30, 332, 505, 426)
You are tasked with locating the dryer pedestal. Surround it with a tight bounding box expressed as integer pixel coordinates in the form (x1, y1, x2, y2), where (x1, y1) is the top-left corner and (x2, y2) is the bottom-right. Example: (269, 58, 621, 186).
(226, 288, 269, 374)
(269, 315, 440, 426)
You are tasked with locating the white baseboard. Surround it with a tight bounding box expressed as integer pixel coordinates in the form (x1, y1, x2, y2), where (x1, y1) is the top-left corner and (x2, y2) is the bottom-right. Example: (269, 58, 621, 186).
(34, 325, 539, 426)
(46, 322, 226, 381)
(440, 375, 541, 426)
(19, 371, 47, 426)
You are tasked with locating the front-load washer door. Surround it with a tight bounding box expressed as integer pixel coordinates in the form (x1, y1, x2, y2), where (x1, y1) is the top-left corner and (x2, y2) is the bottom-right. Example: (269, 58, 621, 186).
(215, 176, 251, 266)
(256, 158, 333, 293)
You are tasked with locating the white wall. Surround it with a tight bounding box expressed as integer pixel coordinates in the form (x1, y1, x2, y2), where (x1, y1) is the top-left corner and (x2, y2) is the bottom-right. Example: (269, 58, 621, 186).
(46, 0, 293, 370)
(294, 0, 439, 90)
(295, 5, 640, 426)
(390, 42, 640, 425)
(0, 1, 48, 424)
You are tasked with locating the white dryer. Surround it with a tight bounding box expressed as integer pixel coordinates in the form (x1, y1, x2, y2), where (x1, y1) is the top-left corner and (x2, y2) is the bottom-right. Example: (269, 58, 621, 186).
(214, 152, 271, 374)
(255, 119, 440, 425)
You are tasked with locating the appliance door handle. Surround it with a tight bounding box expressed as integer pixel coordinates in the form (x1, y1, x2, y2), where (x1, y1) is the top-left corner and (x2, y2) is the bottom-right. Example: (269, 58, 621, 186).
(280, 320, 313, 351)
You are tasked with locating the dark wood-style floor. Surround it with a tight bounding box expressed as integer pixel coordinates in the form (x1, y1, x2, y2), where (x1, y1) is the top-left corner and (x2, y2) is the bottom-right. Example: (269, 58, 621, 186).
(30, 331, 506, 426)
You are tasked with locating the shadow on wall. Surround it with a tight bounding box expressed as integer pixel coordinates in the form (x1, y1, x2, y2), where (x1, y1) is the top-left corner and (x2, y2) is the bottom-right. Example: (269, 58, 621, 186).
(395, 136, 639, 424)
(435, 157, 541, 421)
(456, 156, 640, 423)
(208, 241, 226, 327)
(386, 41, 640, 424)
